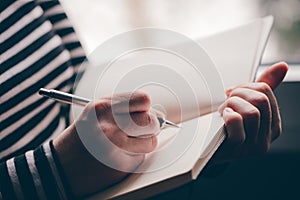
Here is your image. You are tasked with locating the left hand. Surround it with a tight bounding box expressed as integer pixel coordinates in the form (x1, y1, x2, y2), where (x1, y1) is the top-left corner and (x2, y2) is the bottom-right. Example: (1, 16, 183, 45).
(210, 62, 288, 164)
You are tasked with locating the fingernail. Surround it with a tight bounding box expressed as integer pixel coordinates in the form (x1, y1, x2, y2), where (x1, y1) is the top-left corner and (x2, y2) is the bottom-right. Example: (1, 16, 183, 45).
(223, 107, 233, 115)
(225, 87, 234, 96)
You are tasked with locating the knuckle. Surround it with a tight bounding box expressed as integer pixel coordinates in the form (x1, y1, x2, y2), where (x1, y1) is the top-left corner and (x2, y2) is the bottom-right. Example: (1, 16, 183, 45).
(255, 93, 269, 105)
(95, 100, 111, 113)
(226, 96, 241, 106)
(133, 91, 151, 106)
(258, 82, 272, 94)
(229, 87, 244, 97)
(224, 112, 242, 125)
(94, 101, 103, 109)
(254, 93, 270, 111)
(244, 107, 260, 121)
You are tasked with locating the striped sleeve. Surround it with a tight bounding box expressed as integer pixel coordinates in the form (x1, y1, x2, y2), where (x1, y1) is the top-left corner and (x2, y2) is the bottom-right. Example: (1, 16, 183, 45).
(37, 0, 87, 90)
(37, 0, 88, 125)
(0, 0, 87, 160)
(0, 141, 73, 200)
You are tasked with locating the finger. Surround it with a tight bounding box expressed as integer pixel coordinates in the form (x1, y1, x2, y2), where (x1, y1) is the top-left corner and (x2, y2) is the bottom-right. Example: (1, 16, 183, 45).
(114, 111, 160, 137)
(254, 62, 287, 139)
(108, 130, 158, 154)
(126, 135, 158, 154)
(102, 91, 151, 113)
(219, 96, 260, 144)
(225, 62, 288, 95)
(234, 83, 281, 141)
(256, 62, 288, 90)
(227, 87, 272, 142)
(222, 107, 246, 145)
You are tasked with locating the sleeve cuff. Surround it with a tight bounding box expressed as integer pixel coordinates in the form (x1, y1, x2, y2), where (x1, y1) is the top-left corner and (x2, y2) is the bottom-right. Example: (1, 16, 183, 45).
(0, 141, 72, 199)
(43, 141, 74, 199)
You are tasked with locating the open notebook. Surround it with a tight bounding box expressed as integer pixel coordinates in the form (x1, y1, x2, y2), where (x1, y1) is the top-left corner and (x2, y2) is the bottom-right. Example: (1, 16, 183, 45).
(74, 16, 274, 199)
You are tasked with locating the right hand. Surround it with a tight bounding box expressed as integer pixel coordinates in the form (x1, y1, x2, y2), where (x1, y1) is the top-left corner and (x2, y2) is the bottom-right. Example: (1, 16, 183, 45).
(53, 91, 160, 197)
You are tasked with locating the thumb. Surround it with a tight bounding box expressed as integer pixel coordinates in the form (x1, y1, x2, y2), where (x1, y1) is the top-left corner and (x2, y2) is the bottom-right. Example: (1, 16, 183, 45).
(256, 62, 288, 90)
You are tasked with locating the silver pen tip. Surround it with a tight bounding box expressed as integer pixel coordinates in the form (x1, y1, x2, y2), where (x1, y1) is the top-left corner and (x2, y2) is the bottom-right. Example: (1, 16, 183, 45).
(165, 120, 180, 128)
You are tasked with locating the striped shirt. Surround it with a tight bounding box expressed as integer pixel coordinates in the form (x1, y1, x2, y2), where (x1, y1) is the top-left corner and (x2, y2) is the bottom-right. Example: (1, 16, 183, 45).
(1, 0, 86, 198)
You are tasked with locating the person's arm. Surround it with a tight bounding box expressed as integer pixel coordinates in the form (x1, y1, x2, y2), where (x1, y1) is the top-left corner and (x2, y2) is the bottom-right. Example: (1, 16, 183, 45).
(0, 141, 70, 199)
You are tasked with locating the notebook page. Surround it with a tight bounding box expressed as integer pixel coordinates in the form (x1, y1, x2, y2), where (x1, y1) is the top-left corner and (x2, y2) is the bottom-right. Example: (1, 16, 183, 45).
(199, 18, 264, 89)
(252, 16, 274, 81)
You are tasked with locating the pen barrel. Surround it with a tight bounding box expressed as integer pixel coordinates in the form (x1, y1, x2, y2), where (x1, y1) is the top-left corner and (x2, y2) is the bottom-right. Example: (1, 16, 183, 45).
(39, 88, 179, 128)
(72, 97, 90, 106)
(49, 90, 90, 106)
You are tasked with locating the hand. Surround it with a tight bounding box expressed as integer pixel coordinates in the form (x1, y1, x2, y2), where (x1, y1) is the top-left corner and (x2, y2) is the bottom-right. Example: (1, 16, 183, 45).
(53, 91, 160, 197)
(211, 62, 288, 164)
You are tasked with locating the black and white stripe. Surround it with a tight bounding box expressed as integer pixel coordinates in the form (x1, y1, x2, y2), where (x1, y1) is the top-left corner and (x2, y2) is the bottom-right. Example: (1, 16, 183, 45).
(0, 142, 71, 199)
(1, 0, 87, 198)
(0, 0, 86, 159)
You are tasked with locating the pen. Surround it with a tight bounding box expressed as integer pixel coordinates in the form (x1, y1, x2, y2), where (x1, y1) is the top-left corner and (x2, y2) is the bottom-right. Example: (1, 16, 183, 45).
(39, 88, 179, 129)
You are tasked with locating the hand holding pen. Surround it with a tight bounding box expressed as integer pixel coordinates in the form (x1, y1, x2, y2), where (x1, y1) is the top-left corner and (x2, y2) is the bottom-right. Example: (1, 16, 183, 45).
(50, 89, 169, 195)
(39, 88, 179, 130)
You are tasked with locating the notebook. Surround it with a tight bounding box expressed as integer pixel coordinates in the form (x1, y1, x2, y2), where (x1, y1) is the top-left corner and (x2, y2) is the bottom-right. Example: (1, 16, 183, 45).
(73, 16, 274, 200)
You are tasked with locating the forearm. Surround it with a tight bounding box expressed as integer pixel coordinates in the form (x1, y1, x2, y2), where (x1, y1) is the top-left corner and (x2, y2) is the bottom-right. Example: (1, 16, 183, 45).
(0, 142, 72, 200)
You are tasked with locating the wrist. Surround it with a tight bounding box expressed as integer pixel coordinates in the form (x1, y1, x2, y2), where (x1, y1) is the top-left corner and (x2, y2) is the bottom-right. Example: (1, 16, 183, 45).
(53, 123, 129, 197)
(53, 123, 86, 197)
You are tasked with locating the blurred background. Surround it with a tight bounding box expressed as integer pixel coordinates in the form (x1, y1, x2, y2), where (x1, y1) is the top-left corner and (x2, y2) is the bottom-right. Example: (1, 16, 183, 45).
(60, 0, 300, 64)
(58, 0, 300, 199)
